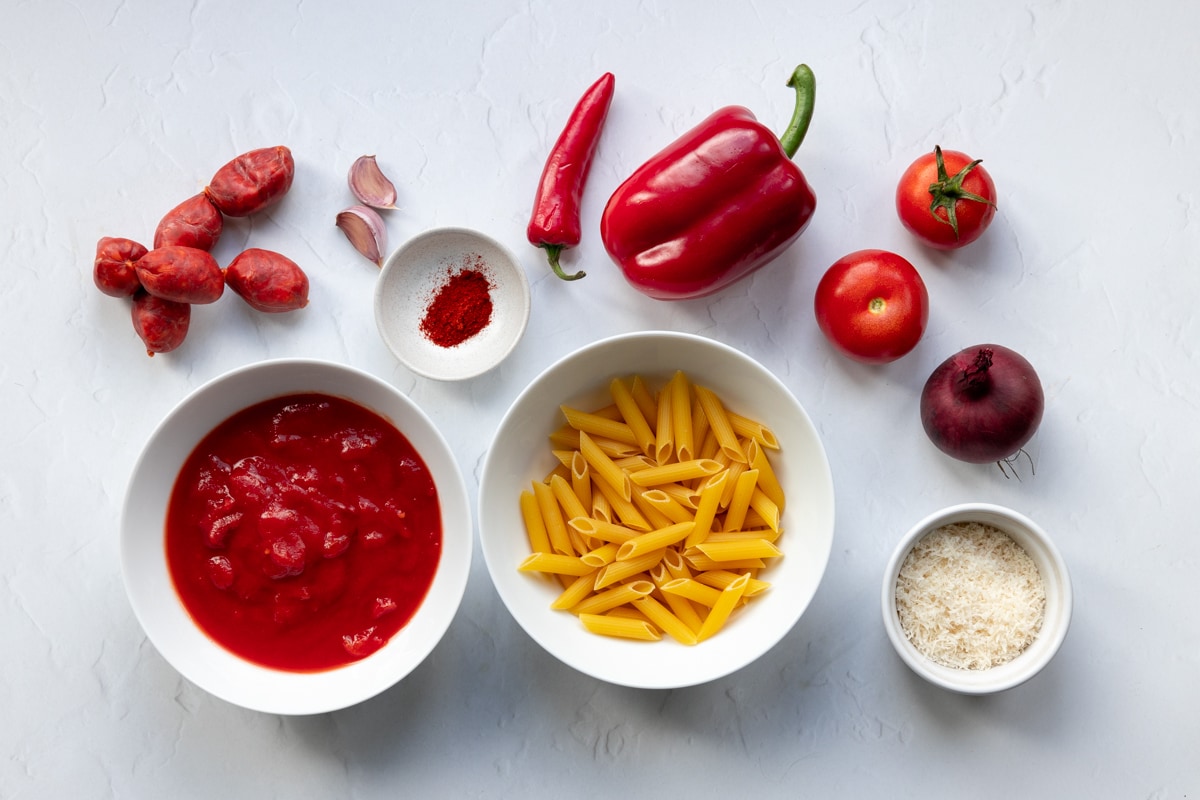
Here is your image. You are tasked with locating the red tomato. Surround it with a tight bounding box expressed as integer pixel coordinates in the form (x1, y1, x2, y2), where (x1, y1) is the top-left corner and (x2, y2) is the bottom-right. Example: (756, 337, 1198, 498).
(814, 250, 929, 364)
(896, 146, 997, 249)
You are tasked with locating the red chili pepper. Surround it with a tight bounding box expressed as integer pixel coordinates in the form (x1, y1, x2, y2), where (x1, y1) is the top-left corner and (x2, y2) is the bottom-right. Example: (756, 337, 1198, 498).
(527, 72, 616, 281)
(600, 65, 817, 300)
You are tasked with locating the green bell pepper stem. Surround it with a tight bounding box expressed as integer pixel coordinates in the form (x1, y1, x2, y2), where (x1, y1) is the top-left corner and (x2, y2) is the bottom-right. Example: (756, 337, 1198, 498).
(779, 64, 816, 159)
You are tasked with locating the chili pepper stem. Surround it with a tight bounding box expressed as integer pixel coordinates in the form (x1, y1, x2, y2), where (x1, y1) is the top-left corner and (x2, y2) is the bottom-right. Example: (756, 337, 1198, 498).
(543, 245, 585, 281)
(780, 64, 816, 159)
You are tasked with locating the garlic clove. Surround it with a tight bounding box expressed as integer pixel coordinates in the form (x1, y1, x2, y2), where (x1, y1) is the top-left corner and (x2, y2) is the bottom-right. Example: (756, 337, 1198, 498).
(348, 155, 398, 209)
(336, 205, 388, 267)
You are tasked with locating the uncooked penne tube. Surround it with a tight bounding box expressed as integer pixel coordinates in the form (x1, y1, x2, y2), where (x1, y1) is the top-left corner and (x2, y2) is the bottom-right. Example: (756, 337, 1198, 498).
(630, 459, 723, 487)
(695, 569, 771, 597)
(638, 488, 693, 524)
(561, 405, 639, 446)
(669, 371, 695, 462)
(723, 468, 760, 532)
(694, 384, 746, 463)
(520, 489, 552, 554)
(532, 479, 573, 556)
(610, 377, 656, 457)
(569, 516, 640, 544)
(518, 552, 595, 576)
(550, 473, 589, 524)
(660, 577, 723, 607)
(570, 451, 592, 512)
(579, 612, 661, 641)
(633, 595, 699, 646)
(728, 412, 779, 450)
(746, 439, 784, 512)
(594, 547, 666, 590)
(551, 571, 602, 609)
(695, 538, 782, 562)
(579, 430, 632, 502)
(696, 572, 750, 642)
(685, 470, 727, 547)
(571, 579, 655, 615)
(615, 521, 694, 561)
(654, 384, 674, 465)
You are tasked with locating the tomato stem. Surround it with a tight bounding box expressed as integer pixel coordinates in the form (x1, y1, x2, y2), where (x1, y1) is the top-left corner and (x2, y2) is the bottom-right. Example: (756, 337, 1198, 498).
(927, 145, 996, 239)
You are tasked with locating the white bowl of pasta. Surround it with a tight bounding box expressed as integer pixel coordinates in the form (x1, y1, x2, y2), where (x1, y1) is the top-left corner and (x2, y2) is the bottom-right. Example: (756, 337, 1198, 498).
(478, 331, 835, 689)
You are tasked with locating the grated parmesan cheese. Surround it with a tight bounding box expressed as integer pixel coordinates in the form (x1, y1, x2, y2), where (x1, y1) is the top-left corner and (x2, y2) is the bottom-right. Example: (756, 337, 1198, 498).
(895, 521, 1045, 670)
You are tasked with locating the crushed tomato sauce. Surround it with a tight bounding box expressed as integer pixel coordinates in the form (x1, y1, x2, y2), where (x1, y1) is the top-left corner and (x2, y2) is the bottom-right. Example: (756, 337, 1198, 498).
(165, 393, 442, 672)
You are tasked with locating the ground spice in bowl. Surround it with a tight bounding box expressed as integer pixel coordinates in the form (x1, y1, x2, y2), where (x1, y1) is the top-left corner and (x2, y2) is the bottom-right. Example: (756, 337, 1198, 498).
(419, 256, 494, 348)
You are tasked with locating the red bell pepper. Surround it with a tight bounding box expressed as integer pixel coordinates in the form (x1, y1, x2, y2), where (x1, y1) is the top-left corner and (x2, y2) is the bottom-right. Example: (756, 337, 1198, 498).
(600, 65, 817, 300)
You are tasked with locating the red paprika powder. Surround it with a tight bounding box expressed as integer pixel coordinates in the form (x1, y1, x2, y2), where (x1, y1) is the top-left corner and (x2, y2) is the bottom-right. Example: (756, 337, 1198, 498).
(419, 257, 494, 347)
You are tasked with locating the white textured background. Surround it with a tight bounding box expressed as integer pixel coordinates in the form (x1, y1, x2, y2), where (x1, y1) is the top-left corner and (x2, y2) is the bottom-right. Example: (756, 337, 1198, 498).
(3, 1, 1197, 797)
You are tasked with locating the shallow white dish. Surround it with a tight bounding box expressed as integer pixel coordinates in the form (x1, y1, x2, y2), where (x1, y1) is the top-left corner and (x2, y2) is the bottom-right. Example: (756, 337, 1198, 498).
(120, 358, 473, 715)
(374, 227, 531, 381)
(881, 502, 1072, 694)
(478, 331, 835, 689)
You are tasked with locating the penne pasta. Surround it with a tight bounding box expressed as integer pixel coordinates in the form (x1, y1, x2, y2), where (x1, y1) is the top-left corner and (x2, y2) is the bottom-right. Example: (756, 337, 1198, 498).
(696, 573, 750, 642)
(669, 371, 695, 462)
(551, 571, 602, 609)
(518, 552, 595, 576)
(532, 479, 573, 556)
(729, 411, 779, 450)
(572, 579, 655, 615)
(579, 430, 633, 502)
(637, 488, 694, 524)
(560, 405, 640, 446)
(629, 459, 723, 487)
(660, 577, 723, 607)
(592, 476, 651, 531)
(518, 372, 788, 646)
(615, 521, 694, 561)
(694, 384, 746, 463)
(630, 376, 658, 433)
(579, 612, 661, 641)
(695, 569, 771, 597)
(594, 547, 666, 590)
(654, 384, 674, 464)
(723, 468, 760, 532)
(610, 377, 656, 457)
(632, 595, 699, 645)
(519, 489, 552, 554)
(569, 516, 640, 544)
(746, 439, 784, 512)
(550, 473, 589, 524)
(747, 487, 781, 532)
(695, 538, 782, 562)
(685, 470, 727, 547)
(570, 451, 592, 512)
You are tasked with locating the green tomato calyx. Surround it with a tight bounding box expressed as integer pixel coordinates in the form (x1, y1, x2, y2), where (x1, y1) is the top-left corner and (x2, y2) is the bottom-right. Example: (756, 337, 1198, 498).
(927, 145, 995, 239)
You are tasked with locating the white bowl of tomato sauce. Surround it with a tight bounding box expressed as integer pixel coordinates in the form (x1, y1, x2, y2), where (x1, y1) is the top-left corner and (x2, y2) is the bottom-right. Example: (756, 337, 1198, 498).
(121, 358, 472, 715)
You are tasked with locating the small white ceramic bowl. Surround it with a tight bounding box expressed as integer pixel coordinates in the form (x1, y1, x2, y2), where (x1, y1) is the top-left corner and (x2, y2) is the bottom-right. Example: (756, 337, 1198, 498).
(881, 503, 1072, 694)
(120, 358, 473, 715)
(478, 331, 836, 689)
(374, 227, 531, 381)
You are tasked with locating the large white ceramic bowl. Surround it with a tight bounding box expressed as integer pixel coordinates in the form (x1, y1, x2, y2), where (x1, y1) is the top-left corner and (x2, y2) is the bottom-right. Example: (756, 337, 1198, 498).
(374, 227, 530, 381)
(120, 359, 473, 715)
(478, 331, 835, 689)
(881, 503, 1072, 694)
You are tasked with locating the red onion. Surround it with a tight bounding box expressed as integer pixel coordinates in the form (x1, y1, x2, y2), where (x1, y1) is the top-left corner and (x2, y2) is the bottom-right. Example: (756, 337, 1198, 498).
(920, 344, 1044, 464)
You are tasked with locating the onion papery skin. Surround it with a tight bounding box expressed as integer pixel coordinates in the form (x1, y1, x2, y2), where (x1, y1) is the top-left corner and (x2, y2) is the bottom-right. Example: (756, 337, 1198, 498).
(920, 344, 1044, 464)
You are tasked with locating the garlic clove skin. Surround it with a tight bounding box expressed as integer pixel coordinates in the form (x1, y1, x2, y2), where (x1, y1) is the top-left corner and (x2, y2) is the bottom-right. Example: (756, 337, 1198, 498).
(336, 205, 388, 267)
(348, 155, 398, 209)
